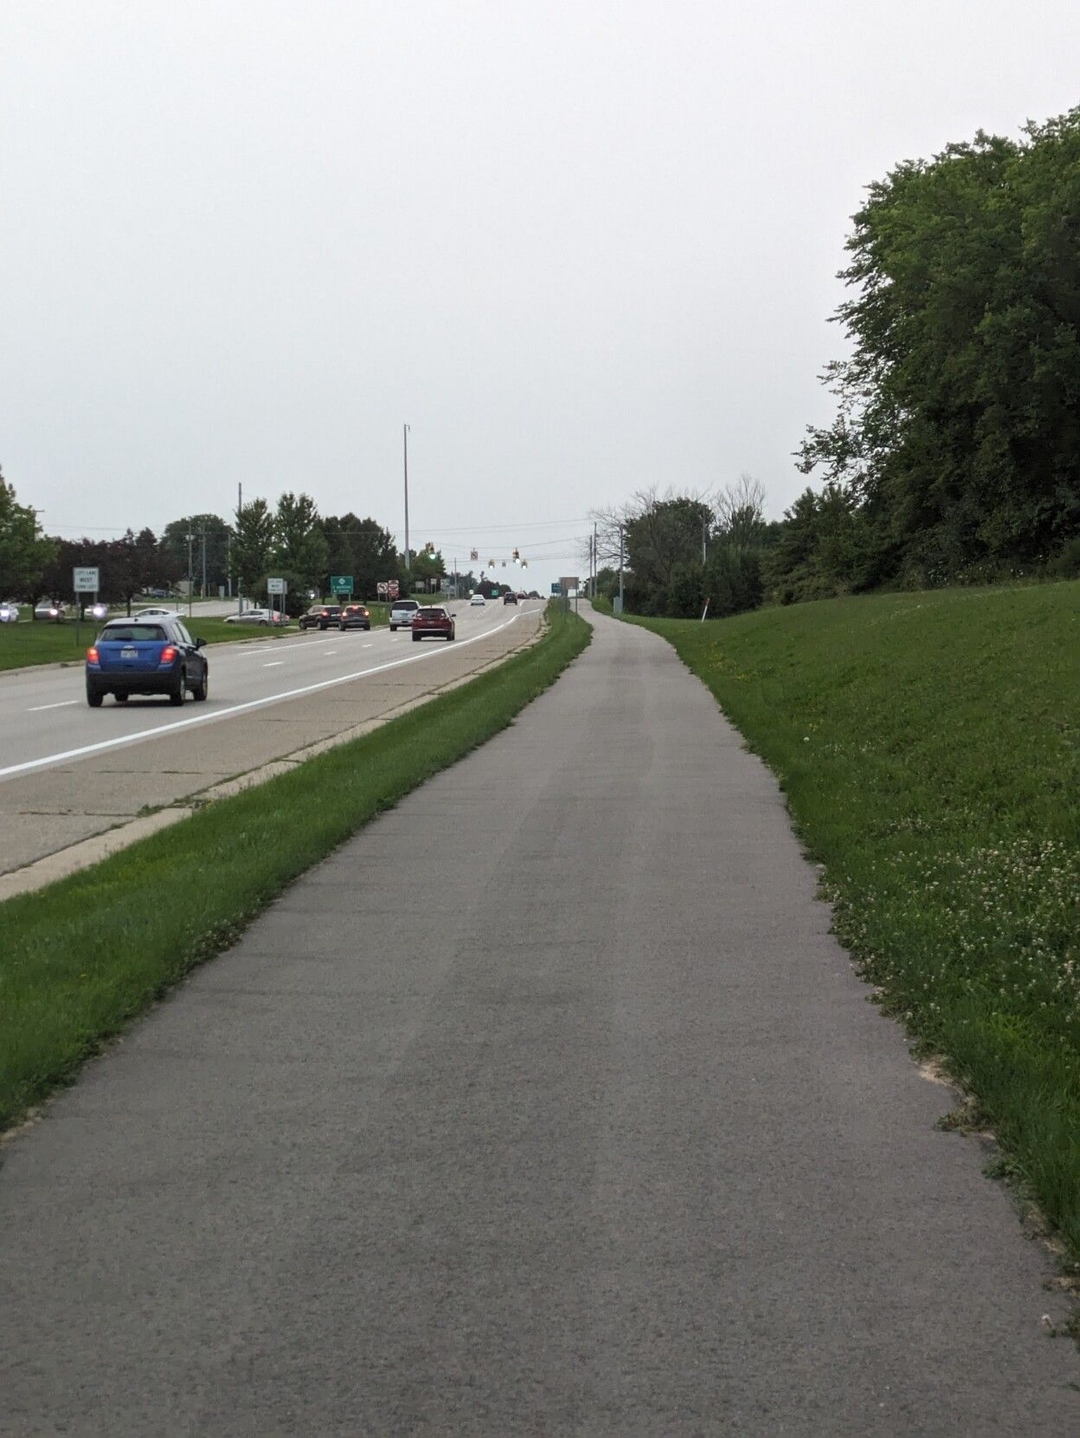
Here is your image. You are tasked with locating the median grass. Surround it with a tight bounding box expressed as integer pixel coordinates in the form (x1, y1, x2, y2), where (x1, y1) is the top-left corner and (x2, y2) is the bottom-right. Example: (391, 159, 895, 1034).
(0, 604, 404, 671)
(632, 581, 1080, 1253)
(0, 603, 591, 1132)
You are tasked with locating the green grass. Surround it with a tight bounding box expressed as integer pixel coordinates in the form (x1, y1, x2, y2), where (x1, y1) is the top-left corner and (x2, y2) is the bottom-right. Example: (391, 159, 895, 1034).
(0, 603, 400, 671)
(0, 603, 591, 1131)
(632, 582, 1080, 1252)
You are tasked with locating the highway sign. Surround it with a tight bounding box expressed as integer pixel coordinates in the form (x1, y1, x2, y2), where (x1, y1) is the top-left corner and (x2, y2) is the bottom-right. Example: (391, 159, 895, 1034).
(73, 567, 100, 593)
(267, 577, 286, 595)
(550, 581, 561, 595)
(330, 574, 353, 595)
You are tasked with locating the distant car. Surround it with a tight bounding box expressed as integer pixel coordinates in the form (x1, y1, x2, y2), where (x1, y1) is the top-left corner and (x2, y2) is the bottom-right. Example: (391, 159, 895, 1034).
(389, 599, 421, 631)
(222, 608, 288, 626)
(134, 606, 179, 619)
(33, 599, 66, 622)
(411, 606, 456, 642)
(144, 587, 171, 599)
(298, 604, 342, 631)
(89, 602, 109, 621)
(503, 591, 518, 605)
(0, 600, 21, 623)
(86, 615, 208, 707)
(338, 603, 371, 631)
(469, 593, 486, 606)
(527, 591, 540, 599)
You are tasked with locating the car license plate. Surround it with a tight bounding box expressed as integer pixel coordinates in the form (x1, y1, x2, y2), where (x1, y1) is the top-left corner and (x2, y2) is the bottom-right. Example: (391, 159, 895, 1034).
(121, 646, 137, 658)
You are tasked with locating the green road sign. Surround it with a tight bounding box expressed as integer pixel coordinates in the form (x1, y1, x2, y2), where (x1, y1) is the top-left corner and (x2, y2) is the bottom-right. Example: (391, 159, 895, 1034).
(330, 574, 353, 596)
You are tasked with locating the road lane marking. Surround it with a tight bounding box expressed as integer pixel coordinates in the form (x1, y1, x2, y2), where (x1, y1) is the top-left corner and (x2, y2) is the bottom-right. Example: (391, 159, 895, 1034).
(28, 700, 80, 712)
(0, 611, 527, 781)
(263, 661, 285, 667)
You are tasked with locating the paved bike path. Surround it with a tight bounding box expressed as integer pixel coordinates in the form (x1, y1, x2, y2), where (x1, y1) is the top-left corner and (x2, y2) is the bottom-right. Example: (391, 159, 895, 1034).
(1, 607, 1076, 1434)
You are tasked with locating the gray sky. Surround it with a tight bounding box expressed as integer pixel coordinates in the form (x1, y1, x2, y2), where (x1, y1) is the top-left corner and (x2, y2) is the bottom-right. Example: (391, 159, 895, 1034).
(3, 1, 1079, 591)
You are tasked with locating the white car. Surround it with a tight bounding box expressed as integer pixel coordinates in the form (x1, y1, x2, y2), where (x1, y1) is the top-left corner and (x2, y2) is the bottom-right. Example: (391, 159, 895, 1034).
(0, 600, 20, 622)
(469, 593, 486, 606)
(135, 606, 180, 619)
(389, 599, 421, 631)
(223, 608, 288, 626)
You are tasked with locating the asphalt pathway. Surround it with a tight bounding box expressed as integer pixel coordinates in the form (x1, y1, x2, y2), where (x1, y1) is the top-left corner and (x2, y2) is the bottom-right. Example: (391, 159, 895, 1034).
(1, 607, 1076, 1434)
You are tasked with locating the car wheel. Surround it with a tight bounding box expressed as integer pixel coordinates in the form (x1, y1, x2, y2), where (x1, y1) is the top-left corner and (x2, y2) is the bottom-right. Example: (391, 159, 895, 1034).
(259, 619, 268, 626)
(192, 668, 209, 702)
(412, 632, 421, 641)
(390, 625, 397, 632)
(115, 692, 129, 703)
(86, 683, 104, 708)
(170, 671, 187, 706)
(446, 631, 455, 641)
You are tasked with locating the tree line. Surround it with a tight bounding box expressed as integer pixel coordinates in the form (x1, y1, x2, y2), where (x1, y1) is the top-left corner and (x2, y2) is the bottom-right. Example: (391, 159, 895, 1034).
(0, 474, 466, 613)
(593, 106, 1080, 618)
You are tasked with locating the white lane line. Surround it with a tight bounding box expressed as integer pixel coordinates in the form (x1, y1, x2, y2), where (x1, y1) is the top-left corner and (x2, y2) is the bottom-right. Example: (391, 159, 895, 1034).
(263, 661, 285, 668)
(28, 699, 80, 712)
(361, 643, 373, 648)
(324, 650, 338, 656)
(0, 612, 526, 781)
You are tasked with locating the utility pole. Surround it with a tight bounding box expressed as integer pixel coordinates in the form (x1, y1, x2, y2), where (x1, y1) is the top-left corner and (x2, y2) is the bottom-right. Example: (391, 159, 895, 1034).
(403, 423, 411, 571)
(186, 531, 193, 618)
(618, 523, 624, 613)
(201, 530, 207, 599)
(702, 514, 707, 565)
(237, 483, 243, 616)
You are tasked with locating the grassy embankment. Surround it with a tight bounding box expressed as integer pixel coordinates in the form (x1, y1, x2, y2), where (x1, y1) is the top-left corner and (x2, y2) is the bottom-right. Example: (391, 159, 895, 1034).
(633, 583, 1080, 1254)
(0, 603, 591, 1132)
(0, 604, 395, 672)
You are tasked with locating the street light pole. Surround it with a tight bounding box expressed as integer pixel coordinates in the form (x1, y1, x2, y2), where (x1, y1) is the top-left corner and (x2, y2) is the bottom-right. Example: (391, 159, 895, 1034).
(186, 532, 193, 618)
(403, 423, 411, 572)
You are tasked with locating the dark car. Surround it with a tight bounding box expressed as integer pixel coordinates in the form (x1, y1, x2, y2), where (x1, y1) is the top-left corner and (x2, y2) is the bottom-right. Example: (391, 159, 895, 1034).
(338, 603, 371, 631)
(298, 604, 342, 631)
(34, 599, 67, 622)
(503, 591, 518, 605)
(86, 616, 209, 707)
(411, 606, 456, 642)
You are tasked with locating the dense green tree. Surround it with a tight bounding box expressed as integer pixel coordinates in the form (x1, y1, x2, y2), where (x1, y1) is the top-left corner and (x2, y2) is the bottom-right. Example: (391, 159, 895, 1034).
(161, 514, 233, 594)
(0, 470, 55, 598)
(321, 513, 398, 599)
(799, 108, 1080, 584)
(231, 498, 276, 594)
(274, 492, 328, 589)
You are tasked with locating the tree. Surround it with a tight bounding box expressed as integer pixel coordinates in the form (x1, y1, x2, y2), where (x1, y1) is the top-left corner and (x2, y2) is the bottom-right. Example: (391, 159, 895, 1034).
(274, 492, 328, 589)
(321, 513, 398, 599)
(231, 498, 276, 594)
(161, 514, 233, 595)
(799, 108, 1080, 583)
(0, 470, 55, 598)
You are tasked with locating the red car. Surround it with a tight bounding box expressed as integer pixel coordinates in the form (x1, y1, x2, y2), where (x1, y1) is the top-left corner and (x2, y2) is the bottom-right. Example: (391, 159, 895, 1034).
(411, 606, 456, 642)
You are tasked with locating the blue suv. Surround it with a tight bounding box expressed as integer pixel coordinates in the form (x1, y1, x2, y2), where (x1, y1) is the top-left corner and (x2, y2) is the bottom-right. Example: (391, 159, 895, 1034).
(86, 616, 209, 707)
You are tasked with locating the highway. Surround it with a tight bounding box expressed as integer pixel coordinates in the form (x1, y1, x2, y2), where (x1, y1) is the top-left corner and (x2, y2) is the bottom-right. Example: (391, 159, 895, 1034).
(0, 599, 543, 881)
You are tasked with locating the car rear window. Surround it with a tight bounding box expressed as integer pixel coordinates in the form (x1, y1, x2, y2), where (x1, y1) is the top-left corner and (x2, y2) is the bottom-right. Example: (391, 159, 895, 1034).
(100, 625, 167, 642)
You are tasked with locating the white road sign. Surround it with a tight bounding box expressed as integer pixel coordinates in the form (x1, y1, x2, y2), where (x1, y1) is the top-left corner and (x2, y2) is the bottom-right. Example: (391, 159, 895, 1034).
(73, 567, 100, 593)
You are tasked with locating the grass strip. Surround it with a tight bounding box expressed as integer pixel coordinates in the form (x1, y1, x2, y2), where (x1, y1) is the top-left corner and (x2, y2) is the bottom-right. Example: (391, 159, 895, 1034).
(0, 603, 591, 1131)
(631, 581, 1080, 1254)
(0, 605, 403, 671)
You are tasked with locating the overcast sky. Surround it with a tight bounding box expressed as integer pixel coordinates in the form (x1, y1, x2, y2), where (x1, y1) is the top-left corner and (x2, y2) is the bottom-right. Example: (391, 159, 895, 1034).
(3, 2, 1079, 590)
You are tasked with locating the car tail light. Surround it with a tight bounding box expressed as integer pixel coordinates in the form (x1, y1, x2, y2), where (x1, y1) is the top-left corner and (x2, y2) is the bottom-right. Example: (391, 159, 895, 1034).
(87, 646, 99, 663)
(160, 645, 178, 663)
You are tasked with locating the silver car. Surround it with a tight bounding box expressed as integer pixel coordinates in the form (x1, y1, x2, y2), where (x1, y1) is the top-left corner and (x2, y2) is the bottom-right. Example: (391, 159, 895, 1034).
(0, 600, 20, 623)
(389, 599, 420, 632)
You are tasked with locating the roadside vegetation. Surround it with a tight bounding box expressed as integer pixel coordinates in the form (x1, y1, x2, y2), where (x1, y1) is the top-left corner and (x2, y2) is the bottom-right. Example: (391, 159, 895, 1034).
(0, 603, 400, 673)
(0, 603, 590, 1133)
(633, 581, 1080, 1253)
